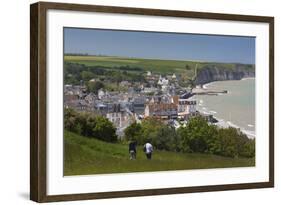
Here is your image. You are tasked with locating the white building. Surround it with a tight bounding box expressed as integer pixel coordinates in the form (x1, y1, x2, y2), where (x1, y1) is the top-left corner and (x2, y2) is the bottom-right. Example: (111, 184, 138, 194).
(98, 89, 105, 99)
(158, 75, 169, 86)
(89, 78, 96, 83)
(106, 111, 134, 137)
(142, 87, 158, 93)
(178, 99, 197, 116)
(106, 112, 127, 128)
(144, 103, 178, 119)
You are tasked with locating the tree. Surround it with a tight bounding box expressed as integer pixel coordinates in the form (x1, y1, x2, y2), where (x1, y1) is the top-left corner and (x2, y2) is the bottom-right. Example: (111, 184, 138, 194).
(87, 81, 104, 94)
(240, 139, 255, 158)
(80, 113, 96, 137)
(134, 118, 181, 151)
(81, 71, 94, 82)
(64, 108, 117, 142)
(177, 126, 192, 153)
(140, 118, 163, 146)
(156, 125, 181, 151)
(64, 108, 82, 134)
(92, 116, 117, 142)
(211, 127, 253, 158)
(124, 122, 142, 141)
(178, 117, 212, 153)
(177, 116, 255, 158)
(185, 64, 191, 70)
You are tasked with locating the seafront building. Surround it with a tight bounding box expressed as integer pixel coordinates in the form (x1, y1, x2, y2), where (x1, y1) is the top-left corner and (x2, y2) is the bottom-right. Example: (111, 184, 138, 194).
(144, 95, 197, 120)
(144, 103, 178, 119)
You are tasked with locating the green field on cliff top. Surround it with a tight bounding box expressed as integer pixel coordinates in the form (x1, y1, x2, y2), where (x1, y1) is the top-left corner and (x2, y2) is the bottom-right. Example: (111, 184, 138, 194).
(64, 55, 254, 75)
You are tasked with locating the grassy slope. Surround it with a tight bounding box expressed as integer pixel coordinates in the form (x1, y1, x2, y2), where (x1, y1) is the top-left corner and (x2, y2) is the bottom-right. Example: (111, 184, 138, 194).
(64, 131, 255, 176)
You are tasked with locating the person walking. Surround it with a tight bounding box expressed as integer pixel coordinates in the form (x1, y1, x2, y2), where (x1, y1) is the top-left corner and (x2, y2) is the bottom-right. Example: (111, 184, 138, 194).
(143, 141, 153, 160)
(129, 140, 137, 160)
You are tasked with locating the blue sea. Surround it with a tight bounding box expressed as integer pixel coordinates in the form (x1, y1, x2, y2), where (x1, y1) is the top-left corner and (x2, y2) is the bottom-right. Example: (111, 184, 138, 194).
(193, 78, 255, 138)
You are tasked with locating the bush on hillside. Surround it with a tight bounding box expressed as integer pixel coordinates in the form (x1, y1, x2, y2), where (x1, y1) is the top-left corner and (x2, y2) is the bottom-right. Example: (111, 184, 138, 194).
(124, 118, 181, 152)
(177, 116, 255, 158)
(64, 108, 117, 142)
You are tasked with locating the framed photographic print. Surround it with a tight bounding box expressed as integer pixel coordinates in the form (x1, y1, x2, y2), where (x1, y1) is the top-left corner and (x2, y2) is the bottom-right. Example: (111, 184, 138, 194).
(30, 1, 274, 202)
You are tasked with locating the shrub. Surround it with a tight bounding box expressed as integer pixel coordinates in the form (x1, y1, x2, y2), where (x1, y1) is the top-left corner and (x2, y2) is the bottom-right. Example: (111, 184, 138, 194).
(92, 116, 117, 142)
(124, 122, 142, 142)
(87, 81, 104, 94)
(177, 117, 213, 153)
(177, 116, 255, 158)
(124, 118, 181, 152)
(64, 108, 117, 142)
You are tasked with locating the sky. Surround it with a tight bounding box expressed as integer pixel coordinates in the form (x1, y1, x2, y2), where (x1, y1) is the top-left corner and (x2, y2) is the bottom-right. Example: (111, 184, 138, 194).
(64, 27, 255, 64)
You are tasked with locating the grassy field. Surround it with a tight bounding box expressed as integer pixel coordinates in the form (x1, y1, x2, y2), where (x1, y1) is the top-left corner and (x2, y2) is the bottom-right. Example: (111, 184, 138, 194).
(64, 55, 199, 74)
(64, 131, 255, 176)
(64, 55, 254, 78)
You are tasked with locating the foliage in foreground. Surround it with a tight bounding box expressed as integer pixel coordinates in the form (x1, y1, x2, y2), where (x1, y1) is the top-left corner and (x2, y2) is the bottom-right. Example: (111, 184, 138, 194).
(64, 108, 117, 142)
(179, 117, 255, 158)
(64, 131, 255, 175)
(124, 117, 255, 158)
(124, 120, 181, 152)
(64, 108, 255, 158)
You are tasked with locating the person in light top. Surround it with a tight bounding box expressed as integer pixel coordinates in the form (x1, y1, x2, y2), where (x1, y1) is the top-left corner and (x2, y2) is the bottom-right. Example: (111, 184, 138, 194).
(143, 141, 153, 160)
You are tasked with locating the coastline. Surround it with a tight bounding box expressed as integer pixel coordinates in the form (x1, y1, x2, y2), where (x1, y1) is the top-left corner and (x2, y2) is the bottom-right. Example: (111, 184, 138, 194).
(241, 77, 255, 80)
(202, 77, 255, 87)
(213, 118, 256, 139)
(194, 78, 255, 139)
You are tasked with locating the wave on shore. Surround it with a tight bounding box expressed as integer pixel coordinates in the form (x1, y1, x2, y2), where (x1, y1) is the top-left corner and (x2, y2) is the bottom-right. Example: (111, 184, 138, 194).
(196, 79, 256, 139)
(214, 118, 255, 139)
(197, 104, 256, 139)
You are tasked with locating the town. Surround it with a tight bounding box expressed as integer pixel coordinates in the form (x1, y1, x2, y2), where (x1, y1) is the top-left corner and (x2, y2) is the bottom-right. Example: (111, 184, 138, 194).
(64, 71, 216, 138)
(62, 29, 256, 176)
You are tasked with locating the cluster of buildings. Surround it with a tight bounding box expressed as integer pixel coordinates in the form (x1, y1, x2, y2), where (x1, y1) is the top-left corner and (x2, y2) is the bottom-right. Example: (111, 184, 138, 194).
(144, 95, 196, 120)
(144, 71, 179, 93)
(64, 71, 213, 138)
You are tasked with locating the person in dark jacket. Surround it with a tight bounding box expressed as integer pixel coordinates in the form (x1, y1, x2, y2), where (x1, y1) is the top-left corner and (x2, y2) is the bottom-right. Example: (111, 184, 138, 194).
(129, 141, 137, 160)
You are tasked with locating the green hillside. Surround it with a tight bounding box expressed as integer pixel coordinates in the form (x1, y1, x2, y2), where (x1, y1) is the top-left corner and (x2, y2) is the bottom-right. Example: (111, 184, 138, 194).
(64, 131, 255, 176)
(64, 55, 199, 74)
(64, 56, 254, 74)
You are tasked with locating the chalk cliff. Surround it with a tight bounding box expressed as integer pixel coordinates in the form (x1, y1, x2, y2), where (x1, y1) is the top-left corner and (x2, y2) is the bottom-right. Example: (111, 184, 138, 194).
(195, 64, 255, 85)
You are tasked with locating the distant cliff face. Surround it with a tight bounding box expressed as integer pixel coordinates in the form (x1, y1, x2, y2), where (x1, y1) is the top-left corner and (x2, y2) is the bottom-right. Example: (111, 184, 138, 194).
(195, 64, 255, 85)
